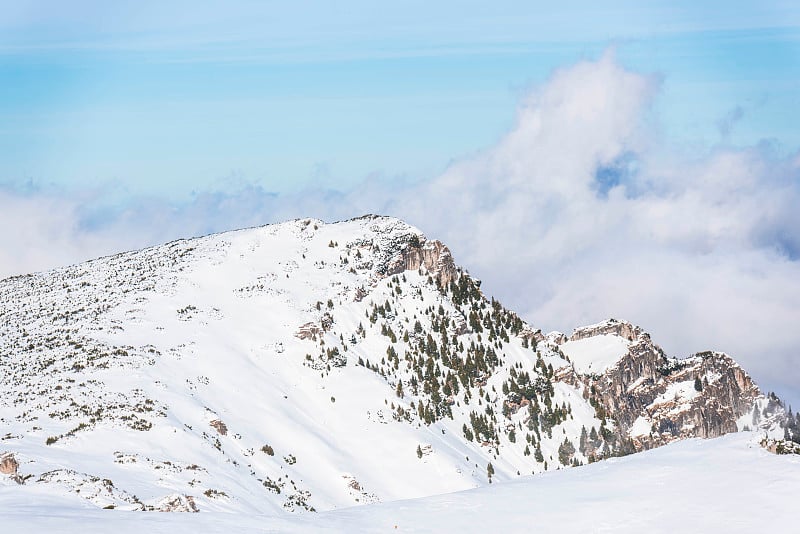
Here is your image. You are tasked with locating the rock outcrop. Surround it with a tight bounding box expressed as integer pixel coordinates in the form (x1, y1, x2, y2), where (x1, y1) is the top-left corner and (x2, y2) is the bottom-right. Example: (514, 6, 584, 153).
(554, 320, 761, 451)
(0, 452, 18, 476)
(154, 494, 198, 512)
(0, 452, 22, 483)
(386, 238, 458, 287)
(569, 318, 641, 343)
(209, 420, 228, 436)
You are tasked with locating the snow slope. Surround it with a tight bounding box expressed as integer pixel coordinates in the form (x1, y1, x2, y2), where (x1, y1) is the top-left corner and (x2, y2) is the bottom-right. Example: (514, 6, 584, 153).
(0, 216, 594, 514)
(0, 214, 780, 525)
(1, 432, 796, 533)
(560, 334, 630, 374)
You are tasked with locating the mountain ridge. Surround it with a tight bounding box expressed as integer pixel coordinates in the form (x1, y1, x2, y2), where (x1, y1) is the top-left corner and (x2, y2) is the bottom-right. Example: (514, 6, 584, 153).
(0, 214, 790, 514)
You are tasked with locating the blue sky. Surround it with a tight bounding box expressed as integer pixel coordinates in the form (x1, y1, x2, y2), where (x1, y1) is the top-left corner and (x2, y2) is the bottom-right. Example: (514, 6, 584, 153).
(1, 2, 799, 405)
(2, 1, 799, 198)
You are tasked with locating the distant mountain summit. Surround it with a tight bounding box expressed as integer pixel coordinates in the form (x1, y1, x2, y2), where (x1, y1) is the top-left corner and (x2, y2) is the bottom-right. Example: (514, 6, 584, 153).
(0, 215, 789, 513)
(551, 319, 763, 452)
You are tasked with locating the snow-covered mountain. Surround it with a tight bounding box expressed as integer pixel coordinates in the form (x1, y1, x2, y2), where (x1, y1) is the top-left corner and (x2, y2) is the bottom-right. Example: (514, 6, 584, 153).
(0, 215, 791, 517)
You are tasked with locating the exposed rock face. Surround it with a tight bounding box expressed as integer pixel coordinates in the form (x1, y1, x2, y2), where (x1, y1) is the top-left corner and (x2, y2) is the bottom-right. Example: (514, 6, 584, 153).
(386, 239, 457, 287)
(554, 320, 761, 451)
(569, 318, 640, 343)
(209, 420, 228, 436)
(0, 453, 18, 475)
(155, 494, 198, 512)
(1, 452, 19, 480)
(295, 322, 321, 340)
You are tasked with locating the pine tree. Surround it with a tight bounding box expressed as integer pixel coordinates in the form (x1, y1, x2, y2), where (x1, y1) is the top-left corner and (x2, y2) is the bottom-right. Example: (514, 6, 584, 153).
(416, 445, 423, 459)
(694, 377, 703, 392)
(590, 426, 600, 448)
(463, 424, 474, 441)
(579, 426, 588, 454)
(558, 438, 576, 465)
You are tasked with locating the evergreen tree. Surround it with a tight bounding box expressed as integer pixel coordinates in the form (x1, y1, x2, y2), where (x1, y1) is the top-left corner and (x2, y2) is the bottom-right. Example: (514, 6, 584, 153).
(579, 426, 588, 454)
(558, 438, 576, 465)
(589, 426, 600, 448)
(463, 424, 474, 441)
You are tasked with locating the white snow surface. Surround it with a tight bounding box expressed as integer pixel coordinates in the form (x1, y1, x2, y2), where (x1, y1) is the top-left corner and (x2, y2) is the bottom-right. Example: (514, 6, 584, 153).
(0, 215, 786, 531)
(560, 334, 631, 374)
(0, 216, 594, 516)
(652, 380, 701, 409)
(629, 416, 652, 437)
(1, 433, 796, 533)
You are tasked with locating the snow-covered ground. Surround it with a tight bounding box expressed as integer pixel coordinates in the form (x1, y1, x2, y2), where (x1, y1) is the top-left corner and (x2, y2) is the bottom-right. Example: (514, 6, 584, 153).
(560, 334, 630, 374)
(0, 215, 787, 530)
(0, 216, 594, 514)
(1, 432, 796, 533)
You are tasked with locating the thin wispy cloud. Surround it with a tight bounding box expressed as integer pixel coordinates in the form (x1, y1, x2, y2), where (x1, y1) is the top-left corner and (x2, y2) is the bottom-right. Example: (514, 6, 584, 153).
(2, 2, 798, 58)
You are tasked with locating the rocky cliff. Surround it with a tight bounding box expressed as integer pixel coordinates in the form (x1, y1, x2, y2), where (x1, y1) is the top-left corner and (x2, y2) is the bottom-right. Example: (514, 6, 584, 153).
(552, 319, 762, 452)
(386, 238, 457, 287)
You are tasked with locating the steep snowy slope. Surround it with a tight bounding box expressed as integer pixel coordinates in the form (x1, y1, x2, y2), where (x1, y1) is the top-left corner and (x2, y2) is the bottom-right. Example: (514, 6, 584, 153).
(1, 433, 797, 532)
(0, 216, 594, 512)
(0, 215, 778, 516)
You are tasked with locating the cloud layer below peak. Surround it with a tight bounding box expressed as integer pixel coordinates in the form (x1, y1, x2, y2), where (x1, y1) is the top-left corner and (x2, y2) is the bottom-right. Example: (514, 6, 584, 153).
(3, 53, 799, 403)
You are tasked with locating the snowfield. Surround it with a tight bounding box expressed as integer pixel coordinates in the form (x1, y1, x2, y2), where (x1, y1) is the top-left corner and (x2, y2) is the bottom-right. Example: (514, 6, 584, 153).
(0, 216, 603, 514)
(1, 433, 797, 533)
(560, 334, 630, 374)
(0, 215, 791, 531)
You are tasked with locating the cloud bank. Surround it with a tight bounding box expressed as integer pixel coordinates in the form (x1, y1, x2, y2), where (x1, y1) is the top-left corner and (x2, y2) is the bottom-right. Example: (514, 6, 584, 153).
(3, 52, 799, 404)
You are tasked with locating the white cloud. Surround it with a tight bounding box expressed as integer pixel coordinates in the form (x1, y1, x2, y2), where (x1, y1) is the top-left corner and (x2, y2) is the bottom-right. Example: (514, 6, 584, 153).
(0, 189, 121, 276)
(3, 52, 799, 405)
(386, 54, 800, 403)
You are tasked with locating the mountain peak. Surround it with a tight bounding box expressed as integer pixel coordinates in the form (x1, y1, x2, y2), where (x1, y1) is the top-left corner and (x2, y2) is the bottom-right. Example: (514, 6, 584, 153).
(0, 217, 779, 515)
